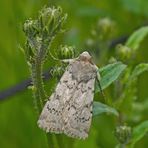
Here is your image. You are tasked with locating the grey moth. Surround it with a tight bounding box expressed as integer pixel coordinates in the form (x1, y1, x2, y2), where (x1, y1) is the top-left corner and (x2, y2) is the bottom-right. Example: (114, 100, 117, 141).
(38, 51, 100, 139)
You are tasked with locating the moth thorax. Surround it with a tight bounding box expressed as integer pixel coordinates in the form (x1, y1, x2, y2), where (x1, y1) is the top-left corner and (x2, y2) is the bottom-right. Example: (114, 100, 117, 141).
(79, 51, 92, 62)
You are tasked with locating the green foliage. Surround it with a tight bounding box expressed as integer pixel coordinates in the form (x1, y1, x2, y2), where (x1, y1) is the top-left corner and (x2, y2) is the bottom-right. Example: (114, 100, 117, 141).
(93, 101, 119, 116)
(23, 6, 67, 111)
(96, 62, 127, 91)
(130, 63, 148, 80)
(121, 0, 148, 16)
(0, 1, 148, 148)
(23, 6, 68, 148)
(126, 26, 148, 51)
(23, 6, 67, 64)
(115, 125, 132, 145)
(129, 120, 148, 147)
(56, 45, 75, 59)
(23, 6, 126, 148)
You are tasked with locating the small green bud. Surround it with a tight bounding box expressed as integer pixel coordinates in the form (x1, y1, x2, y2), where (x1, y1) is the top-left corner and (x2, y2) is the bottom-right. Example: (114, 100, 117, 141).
(97, 17, 116, 40)
(85, 38, 95, 48)
(98, 17, 115, 32)
(27, 61, 32, 67)
(39, 7, 54, 30)
(50, 66, 65, 78)
(27, 85, 36, 91)
(24, 41, 36, 63)
(23, 19, 39, 38)
(39, 7, 67, 37)
(91, 29, 97, 37)
(115, 125, 132, 144)
(57, 45, 75, 59)
(108, 57, 117, 64)
(116, 44, 132, 61)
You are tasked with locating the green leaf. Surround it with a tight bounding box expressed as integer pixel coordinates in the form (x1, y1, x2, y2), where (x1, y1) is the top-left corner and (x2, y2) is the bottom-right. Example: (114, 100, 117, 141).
(93, 101, 119, 117)
(129, 120, 148, 148)
(126, 26, 148, 50)
(121, 0, 148, 16)
(130, 63, 148, 80)
(96, 62, 127, 92)
(76, 6, 103, 17)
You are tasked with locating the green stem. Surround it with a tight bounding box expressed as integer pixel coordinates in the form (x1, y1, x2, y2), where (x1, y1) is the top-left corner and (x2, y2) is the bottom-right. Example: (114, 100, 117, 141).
(120, 143, 126, 148)
(46, 134, 55, 148)
(31, 57, 45, 113)
(31, 52, 56, 148)
(23, 6, 67, 148)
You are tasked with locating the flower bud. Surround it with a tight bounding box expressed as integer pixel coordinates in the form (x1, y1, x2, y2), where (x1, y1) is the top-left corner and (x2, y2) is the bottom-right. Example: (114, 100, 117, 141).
(28, 85, 36, 91)
(50, 66, 65, 78)
(108, 57, 117, 64)
(97, 17, 116, 40)
(85, 38, 95, 49)
(116, 44, 132, 61)
(39, 7, 67, 36)
(57, 45, 75, 59)
(23, 19, 39, 38)
(115, 125, 132, 144)
(39, 7, 54, 29)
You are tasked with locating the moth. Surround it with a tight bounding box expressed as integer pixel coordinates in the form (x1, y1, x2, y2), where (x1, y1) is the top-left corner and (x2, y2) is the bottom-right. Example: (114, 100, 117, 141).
(38, 51, 101, 139)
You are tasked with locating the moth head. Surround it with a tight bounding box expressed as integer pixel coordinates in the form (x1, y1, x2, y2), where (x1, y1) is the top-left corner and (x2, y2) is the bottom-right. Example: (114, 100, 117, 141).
(79, 51, 92, 62)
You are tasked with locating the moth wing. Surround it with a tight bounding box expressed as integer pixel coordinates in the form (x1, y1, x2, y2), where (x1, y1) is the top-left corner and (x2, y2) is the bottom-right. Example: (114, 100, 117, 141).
(63, 78, 96, 139)
(37, 94, 63, 133)
(38, 65, 77, 133)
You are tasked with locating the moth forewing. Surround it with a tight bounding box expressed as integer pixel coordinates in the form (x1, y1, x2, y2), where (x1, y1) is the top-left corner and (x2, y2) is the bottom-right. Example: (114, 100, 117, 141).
(37, 51, 99, 139)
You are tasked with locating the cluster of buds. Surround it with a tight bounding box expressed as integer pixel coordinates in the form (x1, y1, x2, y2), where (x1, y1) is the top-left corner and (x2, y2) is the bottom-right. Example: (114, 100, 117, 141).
(50, 65, 66, 78)
(23, 6, 67, 63)
(85, 17, 116, 51)
(116, 44, 132, 61)
(38, 7, 67, 39)
(96, 17, 116, 41)
(115, 125, 132, 145)
(57, 45, 75, 59)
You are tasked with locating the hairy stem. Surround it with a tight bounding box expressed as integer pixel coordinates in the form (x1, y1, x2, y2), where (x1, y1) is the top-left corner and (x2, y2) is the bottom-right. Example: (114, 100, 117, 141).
(23, 6, 67, 148)
(31, 57, 57, 148)
(31, 58, 44, 113)
(120, 144, 126, 148)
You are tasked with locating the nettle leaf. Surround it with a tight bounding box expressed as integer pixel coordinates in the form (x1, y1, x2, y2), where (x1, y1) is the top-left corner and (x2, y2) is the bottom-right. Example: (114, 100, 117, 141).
(96, 62, 127, 92)
(129, 120, 148, 148)
(93, 101, 119, 117)
(126, 26, 148, 50)
(130, 63, 148, 80)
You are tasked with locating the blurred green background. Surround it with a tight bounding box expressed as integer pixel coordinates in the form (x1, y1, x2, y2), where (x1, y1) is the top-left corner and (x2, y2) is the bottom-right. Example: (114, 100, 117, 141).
(0, 0, 148, 148)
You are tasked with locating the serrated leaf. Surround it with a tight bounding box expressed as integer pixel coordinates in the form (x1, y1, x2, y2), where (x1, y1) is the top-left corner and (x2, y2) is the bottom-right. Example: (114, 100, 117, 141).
(128, 120, 148, 148)
(130, 63, 148, 80)
(92, 101, 119, 117)
(96, 62, 127, 92)
(126, 26, 148, 50)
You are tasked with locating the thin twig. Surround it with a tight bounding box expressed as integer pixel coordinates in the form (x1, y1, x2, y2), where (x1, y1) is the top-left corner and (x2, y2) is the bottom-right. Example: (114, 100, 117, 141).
(0, 68, 51, 101)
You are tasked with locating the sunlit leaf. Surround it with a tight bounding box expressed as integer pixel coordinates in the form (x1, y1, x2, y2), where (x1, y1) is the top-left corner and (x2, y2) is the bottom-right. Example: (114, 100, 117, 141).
(121, 0, 148, 16)
(130, 63, 148, 80)
(96, 62, 127, 92)
(93, 101, 119, 117)
(126, 26, 148, 50)
(128, 120, 148, 148)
